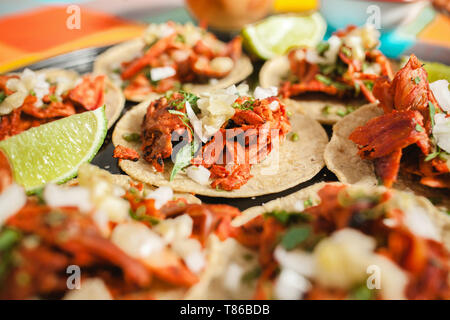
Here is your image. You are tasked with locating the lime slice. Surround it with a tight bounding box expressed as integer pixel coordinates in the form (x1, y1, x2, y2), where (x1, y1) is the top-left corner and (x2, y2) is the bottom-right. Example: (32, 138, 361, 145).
(0, 107, 107, 193)
(242, 13, 326, 60)
(423, 62, 450, 83)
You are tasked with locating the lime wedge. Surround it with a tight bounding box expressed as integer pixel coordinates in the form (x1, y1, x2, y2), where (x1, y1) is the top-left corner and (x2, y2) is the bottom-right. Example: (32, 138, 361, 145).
(0, 107, 107, 193)
(423, 62, 450, 83)
(242, 13, 326, 60)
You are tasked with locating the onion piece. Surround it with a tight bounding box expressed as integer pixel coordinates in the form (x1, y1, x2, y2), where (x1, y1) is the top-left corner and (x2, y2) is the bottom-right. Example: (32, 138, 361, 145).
(186, 165, 210, 185)
(145, 186, 173, 209)
(274, 269, 311, 300)
(430, 80, 450, 113)
(154, 214, 193, 243)
(185, 101, 206, 143)
(274, 246, 316, 277)
(150, 67, 176, 81)
(111, 222, 165, 258)
(0, 183, 27, 227)
(64, 278, 113, 300)
(43, 184, 93, 212)
(254, 86, 278, 100)
(433, 113, 450, 153)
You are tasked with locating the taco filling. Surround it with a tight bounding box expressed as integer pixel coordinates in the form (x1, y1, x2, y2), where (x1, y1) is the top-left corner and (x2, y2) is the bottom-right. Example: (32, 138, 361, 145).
(233, 184, 450, 300)
(280, 25, 392, 105)
(115, 22, 244, 99)
(0, 164, 240, 299)
(116, 86, 291, 191)
(0, 69, 106, 141)
(349, 55, 450, 189)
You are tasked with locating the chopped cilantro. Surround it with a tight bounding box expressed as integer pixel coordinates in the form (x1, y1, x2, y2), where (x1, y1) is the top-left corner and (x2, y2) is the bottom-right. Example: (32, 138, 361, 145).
(0, 228, 21, 252)
(303, 198, 313, 208)
(122, 133, 141, 142)
(415, 124, 424, 132)
(169, 90, 200, 110)
(49, 95, 59, 103)
(341, 46, 352, 58)
(425, 150, 441, 162)
(290, 132, 299, 142)
(241, 267, 261, 285)
(429, 101, 436, 127)
(29, 90, 36, 96)
(315, 74, 332, 86)
(281, 226, 311, 251)
(350, 284, 376, 300)
(0, 91, 5, 103)
(175, 34, 185, 43)
(316, 42, 330, 55)
(129, 208, 160, 226)
(336, 109, 347, 117)
(264, 210, 310, 225)
(322, 105, 331, 115)
(232, 100, 255, 111)
(414, 76, 421, 84)
(364, 80, 374, 91)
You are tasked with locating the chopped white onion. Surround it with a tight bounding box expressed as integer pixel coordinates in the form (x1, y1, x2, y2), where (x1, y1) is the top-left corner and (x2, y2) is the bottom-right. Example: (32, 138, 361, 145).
(64, 278, 112, 300)
(294, 200, 305, 212)
(0, 183, 27, 227)
(0, 91, 28, 115)
(150, 67, 176, 81)
(403, 204, 440, 241)
(274, 246, 316, 277)
(186, 165, 211, 185)
(43, 184, 93, 212)
(268, 100, 279, 111)
(184, 251, 206, 274)
(172, 238, 205, 273)
(111, 222, 165, 258)
(433, 113, 450, 153)
(430, 80, 450, 113)
(93, 210, 110, 237)
(210, 57, 233, 74)
(254, 86, 278, 100)
(185, 101, 206, 143)
(223, 263, 245, 293)
(154, 214, 193, 243)
(145, 186, 173, 209)
(274, 269, 311, 300)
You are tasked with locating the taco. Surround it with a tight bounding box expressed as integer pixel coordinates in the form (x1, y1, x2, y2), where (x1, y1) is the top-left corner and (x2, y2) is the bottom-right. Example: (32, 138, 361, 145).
(0, 163, 256, 300)
(0, 68, 124, 141)
(259, 25, 393, 124)
(324, 55, 450, 207)
(94, 22, 253, 102)
(229, 182, 450, 300)
(112, 85, 328, 197)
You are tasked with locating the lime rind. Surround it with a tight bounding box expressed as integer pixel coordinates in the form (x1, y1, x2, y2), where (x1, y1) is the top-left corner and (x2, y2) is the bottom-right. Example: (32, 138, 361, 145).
(242, 13, 326, 60)
(0, 107, 107, 193)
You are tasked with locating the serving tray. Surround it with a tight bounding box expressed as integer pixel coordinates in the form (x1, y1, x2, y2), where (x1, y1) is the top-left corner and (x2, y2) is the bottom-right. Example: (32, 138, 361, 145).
(12, 45, 339, 211)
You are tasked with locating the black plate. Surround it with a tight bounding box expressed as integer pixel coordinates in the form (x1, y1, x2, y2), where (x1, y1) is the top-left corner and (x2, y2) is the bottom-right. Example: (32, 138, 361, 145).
(12, 45, 338, 211)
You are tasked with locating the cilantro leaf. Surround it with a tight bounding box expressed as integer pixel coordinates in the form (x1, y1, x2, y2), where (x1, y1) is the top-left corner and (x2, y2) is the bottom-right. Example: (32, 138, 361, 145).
(0, 91, 6, 103)
(170, 140, 199, 181)
(429, 101, 436, 127)
(281, 226, 311, 250)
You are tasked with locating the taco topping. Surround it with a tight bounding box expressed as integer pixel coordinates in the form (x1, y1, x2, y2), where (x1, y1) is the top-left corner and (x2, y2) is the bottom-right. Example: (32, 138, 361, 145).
(280, 25, 393, 103)
(117, 22, 243, 98)
(233, 184, 450, 300)
(0, 164, 241, 299)
(113, 145, 140, 162)
(349, 55, 450, 189)
(139, 86, 290, 190)
(0, 69, 105, 141)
